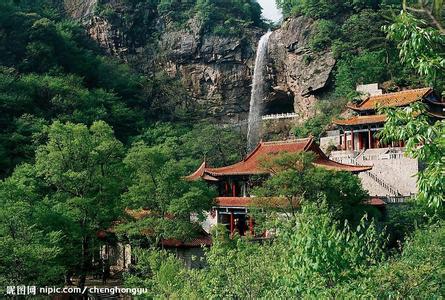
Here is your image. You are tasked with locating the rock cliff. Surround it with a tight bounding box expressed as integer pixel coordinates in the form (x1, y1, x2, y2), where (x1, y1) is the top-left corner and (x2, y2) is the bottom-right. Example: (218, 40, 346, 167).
(65, 0, 262, 123)
(65, 1, 335, 124)
(268, 16, 336, 122)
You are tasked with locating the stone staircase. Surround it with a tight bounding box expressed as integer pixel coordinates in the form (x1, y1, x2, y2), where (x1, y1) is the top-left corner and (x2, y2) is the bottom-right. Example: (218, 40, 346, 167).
(362, 170, 402, 197)
(331, 149, 409, 199)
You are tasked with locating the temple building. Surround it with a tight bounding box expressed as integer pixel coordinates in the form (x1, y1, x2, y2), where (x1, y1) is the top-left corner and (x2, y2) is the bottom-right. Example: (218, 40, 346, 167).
(99, 138, 372, 272)
(187, 137, 371, 236)
(321, 85, 444, 200)
(328, 86, 444, 151)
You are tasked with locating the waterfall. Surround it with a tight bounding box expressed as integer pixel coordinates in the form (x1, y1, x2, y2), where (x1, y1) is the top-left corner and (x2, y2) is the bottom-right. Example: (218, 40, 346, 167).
(246, 31, 272, 151)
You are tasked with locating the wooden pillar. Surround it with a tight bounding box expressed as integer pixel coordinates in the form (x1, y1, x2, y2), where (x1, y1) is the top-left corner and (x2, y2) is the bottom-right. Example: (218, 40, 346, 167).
(230, 212, 234, 236)
(343, 131, 347, 150)
(225, 182, 228, 195)
(232, 183, 236, 197)
(351, 129, 355, 151)
(358, 132, 363, 150)
(368, 128, 372, 149)
(249, 216, 254, 235)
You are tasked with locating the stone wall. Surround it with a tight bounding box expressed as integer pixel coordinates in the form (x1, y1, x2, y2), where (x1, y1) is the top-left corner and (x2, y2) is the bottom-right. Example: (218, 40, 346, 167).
(330, 148, 419, 197)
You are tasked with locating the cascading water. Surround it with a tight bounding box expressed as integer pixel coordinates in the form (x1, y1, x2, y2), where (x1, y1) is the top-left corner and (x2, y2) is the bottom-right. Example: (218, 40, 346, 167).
(246, 31, 272, 151)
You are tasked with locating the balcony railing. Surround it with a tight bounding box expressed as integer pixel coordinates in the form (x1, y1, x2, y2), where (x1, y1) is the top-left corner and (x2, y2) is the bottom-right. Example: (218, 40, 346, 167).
(262, 113, 298, 120)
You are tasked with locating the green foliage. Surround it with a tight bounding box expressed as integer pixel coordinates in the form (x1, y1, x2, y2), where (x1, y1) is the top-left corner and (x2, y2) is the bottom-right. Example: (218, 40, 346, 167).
(293, 97, 348, 140)
(195, 0, 264, 36)
(0, 166, 64, 287)
(123, 248, 188, 298)
(267, 203, 385, 298)
(116, 122, 243, 243)
(125, 203, 386, 298)
(309, 19, 338, 51)
(35, 121, 127, 287)
(384, 11, 445, 92)
(335, 50, 389, 98)
(332, 222, 445, 298)
(378, 103, 445, 208)
(0, 2, 151, 176)
(134, 122, 246, 168)
(276, 0, 351, 19)
(119, 140, 216, 242)
(332, 9, 387, 57)
(383, 201, 435, 247)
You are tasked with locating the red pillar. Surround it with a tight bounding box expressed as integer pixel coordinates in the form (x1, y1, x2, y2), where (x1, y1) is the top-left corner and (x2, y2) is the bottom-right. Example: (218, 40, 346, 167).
(249, 216, 254, 236)
(230, 212, 234, 236)
(358, 132, 363, 150)
(232, 183, 236, 197)
(368, 128, 372, 149)
(225, 182, 228, 195)
(351, 129, 355, 151)
(343, 131, 347, 150)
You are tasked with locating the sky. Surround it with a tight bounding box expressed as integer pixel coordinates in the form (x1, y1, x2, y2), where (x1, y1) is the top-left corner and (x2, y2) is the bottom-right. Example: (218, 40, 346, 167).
(257, 0, 282, 23)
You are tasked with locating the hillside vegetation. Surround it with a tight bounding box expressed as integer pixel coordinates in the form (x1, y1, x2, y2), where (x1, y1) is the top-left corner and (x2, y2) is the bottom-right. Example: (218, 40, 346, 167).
(279, 0, 445, 137)
(0, 0, 443, 297)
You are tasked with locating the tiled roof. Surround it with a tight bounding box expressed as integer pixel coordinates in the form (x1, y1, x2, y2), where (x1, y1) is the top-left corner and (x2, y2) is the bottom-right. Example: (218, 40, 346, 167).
(333, 114, 386, 126)
(216, 197, 252, 207)
(366, 197, 386, 206)
(186, 138, 371, 180)
(347, 87, 432, 111)
(124, 208, 174, 220)
(161, 234, 212, 248)
(217, 196, 299, 208)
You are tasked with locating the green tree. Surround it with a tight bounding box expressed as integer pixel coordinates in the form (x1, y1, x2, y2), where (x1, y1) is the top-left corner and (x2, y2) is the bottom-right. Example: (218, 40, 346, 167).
(331, 221, 445, 298)
(35, 120, 126, 288)
(125, 203, 385, 298)
(0, 164, 64, 287)
(276, 0, 351, 19)
(252, 152, 372, 223)
(384, 11, 445, 92)
(123, 248, 190, 299)
(266, 203, 385, 298)
(195, 0, 264, 35)
(134, 122, 245, 168)
(118, 140, 216, 244)
(334, 50, 389, 98)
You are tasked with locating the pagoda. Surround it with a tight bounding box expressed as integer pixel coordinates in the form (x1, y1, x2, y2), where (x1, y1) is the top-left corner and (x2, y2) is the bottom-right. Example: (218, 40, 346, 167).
(187, 137, 371, 236)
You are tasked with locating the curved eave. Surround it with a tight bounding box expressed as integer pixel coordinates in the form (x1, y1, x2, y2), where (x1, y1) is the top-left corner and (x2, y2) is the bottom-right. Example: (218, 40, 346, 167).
(185, 161, 207, 181)
(314, 160, 372, 173)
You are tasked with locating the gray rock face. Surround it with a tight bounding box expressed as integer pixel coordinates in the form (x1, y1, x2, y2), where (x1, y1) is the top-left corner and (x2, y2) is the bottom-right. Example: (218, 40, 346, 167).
(268, 16, 336, 121)
(158, 18, 261, 122)
(64, 0, 98, 20)
(66, 0, 262, 123)
(65, 1, 335, 124)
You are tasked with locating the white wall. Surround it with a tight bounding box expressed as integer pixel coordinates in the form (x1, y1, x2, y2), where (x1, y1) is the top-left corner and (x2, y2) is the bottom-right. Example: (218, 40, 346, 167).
(330, 148, 418, 197)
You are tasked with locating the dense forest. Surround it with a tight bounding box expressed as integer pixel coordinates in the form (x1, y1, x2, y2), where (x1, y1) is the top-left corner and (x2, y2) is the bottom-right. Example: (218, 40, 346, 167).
(0, 0, 444, 298)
